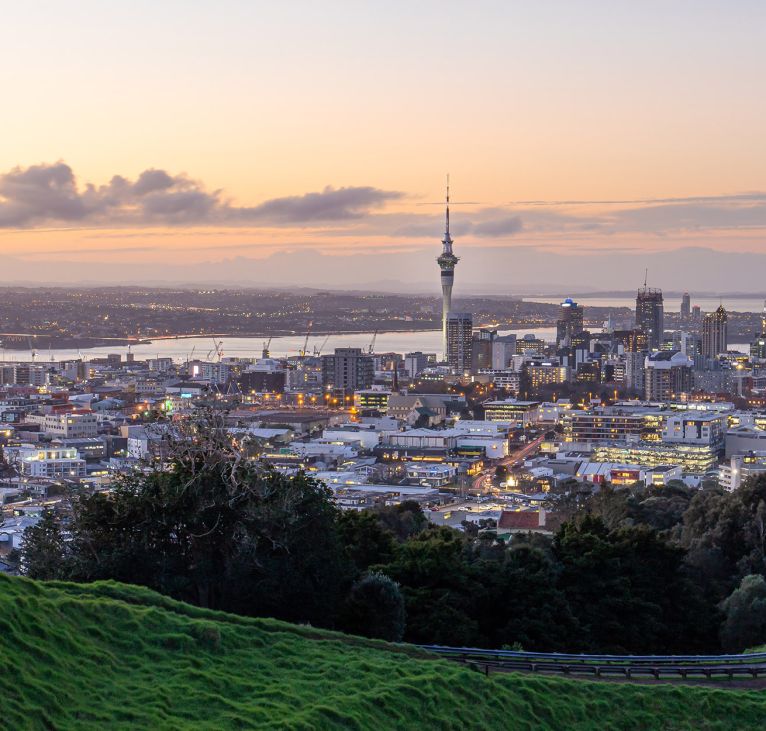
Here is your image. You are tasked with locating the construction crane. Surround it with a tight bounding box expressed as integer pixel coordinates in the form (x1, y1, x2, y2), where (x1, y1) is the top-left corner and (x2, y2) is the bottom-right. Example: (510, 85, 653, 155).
(368, 330, 378, 355)
(207, 338, 224, 362)
(313, 334, 330, 357)
(262, 336, 272, 359)
(28, 337, 37, 363)
(300, 321, 313, 357)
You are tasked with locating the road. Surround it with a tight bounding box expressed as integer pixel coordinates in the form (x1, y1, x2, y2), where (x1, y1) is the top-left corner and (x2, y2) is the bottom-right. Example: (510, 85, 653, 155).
(422, 644, 766, 682)
(471, 434, 546, 493)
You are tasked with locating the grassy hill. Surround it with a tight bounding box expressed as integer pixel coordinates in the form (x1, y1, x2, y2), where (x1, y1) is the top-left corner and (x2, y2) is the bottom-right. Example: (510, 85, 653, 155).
(2, 574, 765, 730)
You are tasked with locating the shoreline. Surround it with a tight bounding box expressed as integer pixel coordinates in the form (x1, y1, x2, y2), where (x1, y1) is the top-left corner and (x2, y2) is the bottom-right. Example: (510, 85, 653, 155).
(0, 324, 553, 351)
(2, 321, 759, 352)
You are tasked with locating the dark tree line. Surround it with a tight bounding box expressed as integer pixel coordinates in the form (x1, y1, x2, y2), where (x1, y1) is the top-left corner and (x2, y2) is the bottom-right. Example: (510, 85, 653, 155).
(20, 422, 766, 652)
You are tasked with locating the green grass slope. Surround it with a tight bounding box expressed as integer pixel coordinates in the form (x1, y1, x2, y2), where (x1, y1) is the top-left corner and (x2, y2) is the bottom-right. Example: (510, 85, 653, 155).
(1, 574, 765, 730)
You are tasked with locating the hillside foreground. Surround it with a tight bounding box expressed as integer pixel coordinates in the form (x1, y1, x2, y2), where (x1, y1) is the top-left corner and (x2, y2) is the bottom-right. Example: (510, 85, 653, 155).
(2, 574, 766, 730)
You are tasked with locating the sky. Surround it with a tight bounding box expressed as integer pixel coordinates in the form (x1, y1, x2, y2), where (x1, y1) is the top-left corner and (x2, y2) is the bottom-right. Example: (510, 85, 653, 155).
(1, 1, 765, 292)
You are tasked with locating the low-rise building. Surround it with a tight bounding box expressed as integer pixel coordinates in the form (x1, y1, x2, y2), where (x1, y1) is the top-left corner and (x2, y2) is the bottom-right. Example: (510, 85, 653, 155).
(483, 399, 540, 425)
(719, 452, 766, 491)
(496, 509, 563, 539)
(405, 462, 456, 487)
(725, 425, 766, 457)
(42, 411, 98, 438)
(593, 441, 717, 474)
(8, 445, 86, 478)
(662, 411, 727, 450)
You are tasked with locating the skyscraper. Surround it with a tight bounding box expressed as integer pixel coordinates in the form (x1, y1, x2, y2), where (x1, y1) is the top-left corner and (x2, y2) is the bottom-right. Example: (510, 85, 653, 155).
(680, 292, 691, 319)
(555, 298, 584, 347)
(437, 180, 459, 358)
(702, 305, 728, 358)
(635, 286, 664, 351)
(446, 313, 472, 374)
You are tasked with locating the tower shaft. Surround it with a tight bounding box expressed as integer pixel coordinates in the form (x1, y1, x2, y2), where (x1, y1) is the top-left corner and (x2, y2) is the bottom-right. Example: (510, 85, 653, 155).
(442, 272, 453, 357)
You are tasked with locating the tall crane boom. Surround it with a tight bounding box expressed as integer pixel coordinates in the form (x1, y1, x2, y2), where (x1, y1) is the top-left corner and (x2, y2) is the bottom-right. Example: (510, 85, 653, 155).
(301, 321, 313, 357)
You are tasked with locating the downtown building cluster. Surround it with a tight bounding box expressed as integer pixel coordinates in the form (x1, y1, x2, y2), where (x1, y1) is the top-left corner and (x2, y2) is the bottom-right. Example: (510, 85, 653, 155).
(4, 201, 766, 560)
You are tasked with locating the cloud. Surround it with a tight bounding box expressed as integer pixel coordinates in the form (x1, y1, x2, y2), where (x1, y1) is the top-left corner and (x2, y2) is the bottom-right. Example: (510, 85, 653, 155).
(610, 199, 766, 233)
(240, 186, 403, 223)
(470, 215, 523, 237)
(506, 192, 766, 207)
(0, 162, 403, 228)
(0, 162, 88, 226)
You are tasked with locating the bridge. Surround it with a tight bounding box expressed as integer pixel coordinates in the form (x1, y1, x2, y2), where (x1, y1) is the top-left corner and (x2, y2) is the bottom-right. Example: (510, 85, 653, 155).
(421, 644, 766, 680)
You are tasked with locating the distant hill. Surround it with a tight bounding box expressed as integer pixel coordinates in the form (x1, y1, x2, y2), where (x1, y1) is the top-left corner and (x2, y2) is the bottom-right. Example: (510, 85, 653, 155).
(2, 574, 765, 729)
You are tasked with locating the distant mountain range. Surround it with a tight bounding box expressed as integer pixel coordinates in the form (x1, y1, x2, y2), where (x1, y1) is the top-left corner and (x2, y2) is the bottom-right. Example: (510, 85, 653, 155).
(2, 245, 765, 295)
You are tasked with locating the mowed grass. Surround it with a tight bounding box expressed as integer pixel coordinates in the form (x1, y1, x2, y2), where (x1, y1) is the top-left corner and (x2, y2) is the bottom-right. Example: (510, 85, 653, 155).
(2, 574, 766, 730)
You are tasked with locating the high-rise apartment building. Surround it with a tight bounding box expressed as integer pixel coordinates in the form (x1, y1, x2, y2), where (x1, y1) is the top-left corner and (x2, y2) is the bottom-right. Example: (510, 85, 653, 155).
(644, 351, 693, 400)
(321, 348, 374, 391)
(624, 351, 646, 394)
(446, 313, 472, 374)
(635, 286, 664, 350)
(555, 298, 584, 347)
(701, 305, 728, 358)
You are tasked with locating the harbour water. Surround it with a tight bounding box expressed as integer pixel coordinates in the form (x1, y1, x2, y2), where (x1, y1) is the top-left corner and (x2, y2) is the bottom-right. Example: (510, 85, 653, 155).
(1, 327, 557, 363)
(2, 324, 752, 363)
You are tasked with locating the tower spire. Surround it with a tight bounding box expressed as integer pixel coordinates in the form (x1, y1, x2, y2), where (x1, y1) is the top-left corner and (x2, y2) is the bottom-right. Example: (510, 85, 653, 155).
(442, 174, 453, 253)
(446, 174, 450, 238)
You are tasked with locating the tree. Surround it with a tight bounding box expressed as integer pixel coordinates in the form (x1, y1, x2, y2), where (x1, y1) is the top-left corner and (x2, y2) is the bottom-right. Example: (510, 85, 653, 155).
(339, 571, 406, 642)
(21, 512, 66, 580)
(22, 414, 353, 628)
(474, 542, 578, 651)
(375, 501, 427, 542)
(554, 516, 718, 653)
(336, 510, 396, 572)
(720, 574, 766, 652)
(676, 474, 766, 600)
(375, 526, 482, 646)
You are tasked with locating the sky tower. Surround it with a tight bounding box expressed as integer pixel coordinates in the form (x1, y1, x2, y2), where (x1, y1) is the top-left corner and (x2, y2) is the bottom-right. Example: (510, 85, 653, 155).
(437, 178, 459, 358)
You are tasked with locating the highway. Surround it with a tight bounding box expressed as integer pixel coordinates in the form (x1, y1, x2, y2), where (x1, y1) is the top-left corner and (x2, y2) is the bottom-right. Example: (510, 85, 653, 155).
(421, 644, 766, 681)
(471, 434, 546, 493)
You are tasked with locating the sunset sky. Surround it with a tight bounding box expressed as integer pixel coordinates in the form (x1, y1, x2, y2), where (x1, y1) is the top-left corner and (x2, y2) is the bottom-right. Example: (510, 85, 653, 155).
(1, 1, 765, 291)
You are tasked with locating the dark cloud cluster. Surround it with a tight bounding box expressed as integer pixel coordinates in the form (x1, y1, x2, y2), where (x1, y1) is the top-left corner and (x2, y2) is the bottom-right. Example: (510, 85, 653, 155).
(239, 186, 402, 223)
(0, 162, 403, 228)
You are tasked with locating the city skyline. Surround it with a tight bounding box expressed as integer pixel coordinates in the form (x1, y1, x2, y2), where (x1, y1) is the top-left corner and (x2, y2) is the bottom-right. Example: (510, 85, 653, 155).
(1, 2, 765, 289)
